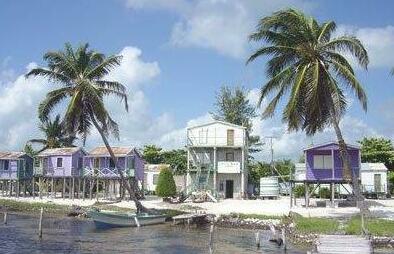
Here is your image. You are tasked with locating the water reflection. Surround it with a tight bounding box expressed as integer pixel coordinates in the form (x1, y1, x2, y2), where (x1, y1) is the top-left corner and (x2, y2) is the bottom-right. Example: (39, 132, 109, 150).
(0, 213, 309, 253)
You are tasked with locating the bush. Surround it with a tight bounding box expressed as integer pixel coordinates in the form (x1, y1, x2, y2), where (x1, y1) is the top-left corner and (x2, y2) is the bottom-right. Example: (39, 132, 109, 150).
(155, 167, 177, 198)
(293, 185, 305, 198)
(319, 187, 331, 199)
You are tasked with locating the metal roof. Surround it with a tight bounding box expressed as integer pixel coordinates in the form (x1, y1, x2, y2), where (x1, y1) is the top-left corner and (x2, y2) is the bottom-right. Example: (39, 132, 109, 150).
(304, 141, 360, 151)
(187, 120, 246, 130)
(38, 147, 82, 157)
(0, 151, 26, 160)
(87, 146, 134, 157)
(361, 163, 388, 172)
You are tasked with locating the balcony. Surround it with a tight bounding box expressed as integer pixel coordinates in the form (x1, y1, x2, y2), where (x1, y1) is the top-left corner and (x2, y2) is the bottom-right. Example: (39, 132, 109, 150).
(33, 167, 81, 177)
(187, 136, 245, 147)
(83, 167, 135, 178)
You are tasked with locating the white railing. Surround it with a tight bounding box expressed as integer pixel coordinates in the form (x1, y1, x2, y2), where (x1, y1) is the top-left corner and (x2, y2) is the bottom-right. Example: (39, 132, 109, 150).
(187, 136, 245, 147)
(83, 167, 134, 178)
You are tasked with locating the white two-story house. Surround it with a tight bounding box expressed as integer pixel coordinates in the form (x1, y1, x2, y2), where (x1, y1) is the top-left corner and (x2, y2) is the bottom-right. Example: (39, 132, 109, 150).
(186, 121, 248, 199)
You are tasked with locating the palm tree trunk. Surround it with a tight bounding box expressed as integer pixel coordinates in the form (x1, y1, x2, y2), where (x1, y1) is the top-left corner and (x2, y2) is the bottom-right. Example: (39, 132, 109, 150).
(331, 114, 361, 200)
(89, 112, 147, 213)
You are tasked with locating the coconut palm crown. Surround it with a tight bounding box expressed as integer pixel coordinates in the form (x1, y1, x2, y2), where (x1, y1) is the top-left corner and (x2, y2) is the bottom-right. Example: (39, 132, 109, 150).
(26, 43, 145, 212)
(247, 9, 369, 192)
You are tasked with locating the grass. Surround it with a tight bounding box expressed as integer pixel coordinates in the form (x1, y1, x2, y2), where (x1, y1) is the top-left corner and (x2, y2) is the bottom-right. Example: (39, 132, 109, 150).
(229, 213, 283, 220)
(346, 216, 394, 236)
(293, 216, 339, 234)
(0, 199, 71, 214)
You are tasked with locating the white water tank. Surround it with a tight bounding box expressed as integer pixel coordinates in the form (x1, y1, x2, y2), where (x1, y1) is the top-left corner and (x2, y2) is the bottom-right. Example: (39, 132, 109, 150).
(259, 176, 279, 198)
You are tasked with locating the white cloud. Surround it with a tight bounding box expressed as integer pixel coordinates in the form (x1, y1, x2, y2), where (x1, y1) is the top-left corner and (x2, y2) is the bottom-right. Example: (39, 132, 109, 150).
(336, 25, 394, 69)
(125, 0, 315, 58)
(0, 47, 171, 152)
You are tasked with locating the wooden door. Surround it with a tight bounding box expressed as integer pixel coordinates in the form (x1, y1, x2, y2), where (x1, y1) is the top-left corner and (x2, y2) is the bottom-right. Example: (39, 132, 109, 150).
(227, 129, 234, 146)
(225, 180, 234, 198)
(374, 174, 381, 192)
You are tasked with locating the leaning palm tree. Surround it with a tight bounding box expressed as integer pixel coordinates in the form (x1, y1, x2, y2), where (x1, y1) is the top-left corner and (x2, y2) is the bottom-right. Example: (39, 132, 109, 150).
(26, 43, 146, 212)
(28, 114, 76, 152)
(247, 9, 369, 198)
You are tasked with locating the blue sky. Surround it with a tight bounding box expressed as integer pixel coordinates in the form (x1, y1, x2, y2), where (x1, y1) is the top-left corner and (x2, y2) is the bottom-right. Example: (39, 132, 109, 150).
(0, 0, 393, 160)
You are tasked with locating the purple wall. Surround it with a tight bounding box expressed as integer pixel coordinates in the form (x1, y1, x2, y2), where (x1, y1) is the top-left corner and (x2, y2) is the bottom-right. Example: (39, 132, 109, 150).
(40, 151, 84, 177)
(306, 143, 360, 181)
(0, 155, 33, 180)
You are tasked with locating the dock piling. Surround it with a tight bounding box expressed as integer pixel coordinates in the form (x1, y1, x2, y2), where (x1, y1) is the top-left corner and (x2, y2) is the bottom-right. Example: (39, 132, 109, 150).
(255, 231, 260, 248)
(38, 207, 43, 239)
(209, 224, 214, 253)
(3, 212, 7, 225)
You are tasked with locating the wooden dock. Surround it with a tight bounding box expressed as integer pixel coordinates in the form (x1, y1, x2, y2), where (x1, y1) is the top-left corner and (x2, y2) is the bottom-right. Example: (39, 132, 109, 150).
(172, 213, 212, 225)
(315, 235, 372, 254)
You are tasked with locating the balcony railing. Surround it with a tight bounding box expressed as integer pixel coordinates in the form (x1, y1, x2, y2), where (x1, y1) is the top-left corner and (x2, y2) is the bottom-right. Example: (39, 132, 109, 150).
(187, 136, 245, 147)
(83, 167, 135, 178)
(33, 167, 81, 177)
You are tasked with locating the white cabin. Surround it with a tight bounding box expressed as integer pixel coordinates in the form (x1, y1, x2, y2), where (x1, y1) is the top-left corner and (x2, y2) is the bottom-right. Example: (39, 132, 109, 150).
(186, 121, 248, 199)
(360, 163, 388, 194)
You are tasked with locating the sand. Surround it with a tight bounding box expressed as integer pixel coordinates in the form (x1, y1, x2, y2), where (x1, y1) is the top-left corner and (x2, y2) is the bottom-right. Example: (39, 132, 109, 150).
(2, 196, 394, 219)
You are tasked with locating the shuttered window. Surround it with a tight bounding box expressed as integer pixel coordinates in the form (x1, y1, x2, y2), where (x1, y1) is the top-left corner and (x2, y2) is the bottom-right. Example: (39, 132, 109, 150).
(313, 155, 333, 169)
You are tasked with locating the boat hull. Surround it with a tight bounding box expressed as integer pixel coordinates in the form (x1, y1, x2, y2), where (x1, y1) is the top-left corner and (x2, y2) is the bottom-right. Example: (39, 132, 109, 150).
(88, 211, 167, 229)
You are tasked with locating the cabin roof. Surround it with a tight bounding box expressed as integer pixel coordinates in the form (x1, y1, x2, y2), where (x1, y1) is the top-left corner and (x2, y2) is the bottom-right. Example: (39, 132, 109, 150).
(187, 120, 246, 130)
(0, 151, 26, 160)
(87, 146, 134, 157)
(304, 141, 360, 151)
(38, 147, 82, 157)
(361, 163, 388, 172)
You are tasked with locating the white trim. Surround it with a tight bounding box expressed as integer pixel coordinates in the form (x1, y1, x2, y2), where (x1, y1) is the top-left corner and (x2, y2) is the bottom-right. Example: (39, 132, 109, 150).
(187, 120, 246, 130)
(304, 141, 360, 151)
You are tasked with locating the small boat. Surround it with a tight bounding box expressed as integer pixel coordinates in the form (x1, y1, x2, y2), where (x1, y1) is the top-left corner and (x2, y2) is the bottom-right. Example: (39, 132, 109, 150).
(88, 209, 167, 229)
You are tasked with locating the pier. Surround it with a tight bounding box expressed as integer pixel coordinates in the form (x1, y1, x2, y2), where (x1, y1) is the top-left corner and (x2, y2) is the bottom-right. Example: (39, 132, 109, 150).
(315, 235, 372, 254)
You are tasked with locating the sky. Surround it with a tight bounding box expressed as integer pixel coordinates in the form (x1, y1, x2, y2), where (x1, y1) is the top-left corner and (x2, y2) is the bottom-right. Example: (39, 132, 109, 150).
(0, 0, 393, 161)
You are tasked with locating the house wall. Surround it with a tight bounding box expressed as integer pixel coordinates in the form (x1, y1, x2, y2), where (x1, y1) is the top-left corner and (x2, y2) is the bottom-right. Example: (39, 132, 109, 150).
(361, 171, 387, 193)
(306, 147, 360, 181)
(134, 153, 144, 182)
(44, 155, 74, 177)
(187, 122, 245, 147)
(0, 160, 18, 179)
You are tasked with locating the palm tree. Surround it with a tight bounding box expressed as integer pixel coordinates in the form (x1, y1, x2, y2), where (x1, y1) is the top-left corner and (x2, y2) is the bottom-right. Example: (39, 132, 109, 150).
(247, 9, 369, 198)
(28, 114, 76, 152)
(26, 43, 146, 212)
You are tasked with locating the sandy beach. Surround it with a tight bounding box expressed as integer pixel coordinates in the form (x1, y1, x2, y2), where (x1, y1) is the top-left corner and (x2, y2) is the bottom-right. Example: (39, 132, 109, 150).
(2, 196, 394, 219)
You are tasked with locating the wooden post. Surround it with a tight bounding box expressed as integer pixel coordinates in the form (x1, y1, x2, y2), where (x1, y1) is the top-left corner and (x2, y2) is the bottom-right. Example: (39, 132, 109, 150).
(96, 178, 99, 201)
(209, 224, 214, 253)
(38, 207, 43, 239)
(78, 178, 81, 199)
(72, 177, 75, 200)
(8, 181, 12, 197)
(305, 183, 309, 208)
(89, 179, 93, 200)
(83, 178, 86, 200)
(32, 177, 35, 199)
(3, 212, 7, 225)
(281, 228, 287, 250)
(134, 216, 140, 227)
(62, 178, 66, 199)
(39, 177, 42, 199)
(51, 178, 54, 198)
(255, 231, 260, 248)
(289, 182, 293, 208)
(22, 181, 26, 197)
(16, 180, 20, 198)
(330, 182, 335, 207)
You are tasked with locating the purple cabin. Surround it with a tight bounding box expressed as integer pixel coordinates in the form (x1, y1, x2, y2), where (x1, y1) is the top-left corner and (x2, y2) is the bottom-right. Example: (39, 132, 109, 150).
(304, 142, 361, 181)
(34, 147, 86, 177)
(83, 147, 144, 182)
(0, 152, 33, 180)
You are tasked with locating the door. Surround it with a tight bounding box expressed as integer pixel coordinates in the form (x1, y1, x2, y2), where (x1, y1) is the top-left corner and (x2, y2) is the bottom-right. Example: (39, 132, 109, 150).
(374, 174, 382, 192)
(227, 129, 234, 146)
(225, 180, 234, 198)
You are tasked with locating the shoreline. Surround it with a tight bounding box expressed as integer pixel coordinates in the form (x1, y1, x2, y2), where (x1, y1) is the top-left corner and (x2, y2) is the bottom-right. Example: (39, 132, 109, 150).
(2, 197, 394, 249)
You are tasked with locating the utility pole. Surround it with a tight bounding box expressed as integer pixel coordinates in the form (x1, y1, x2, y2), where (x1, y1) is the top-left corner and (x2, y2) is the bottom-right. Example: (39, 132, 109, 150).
(264, 136, 276, 175)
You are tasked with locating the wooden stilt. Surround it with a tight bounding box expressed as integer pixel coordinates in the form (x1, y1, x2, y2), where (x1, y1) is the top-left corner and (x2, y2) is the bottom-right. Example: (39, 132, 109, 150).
(51, 178, 54, 198)
(305, 183, 309, 208)
(89, 179, 93, 200)
(71, 177, 75, 200)
(8, 181, 12, 197)
(62, 178, 66, 199)
(38, 207, 43, 239)
(330, 183, 335, 207)
(32, 177, 35, 199)
(22, 180, 26, 197)
(83, 178, 86, 200)
(16, 180, 19, 198)
(39, 177, 43, 199)
(96, 178, 99, 200)
(78, 178, 81, 199)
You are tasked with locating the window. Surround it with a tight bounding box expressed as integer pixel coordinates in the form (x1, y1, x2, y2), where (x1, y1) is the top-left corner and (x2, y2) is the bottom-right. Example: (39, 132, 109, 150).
(198, 129, 208, 144)
(226, 152, 234, 161)
(127, 157, 135, 169)
(313, 155, 333, 169)
(153, 174, 159, 185)
(0, 160, 9, 171)
(227, 129, 234, 146)
(56, 158, 63, 168)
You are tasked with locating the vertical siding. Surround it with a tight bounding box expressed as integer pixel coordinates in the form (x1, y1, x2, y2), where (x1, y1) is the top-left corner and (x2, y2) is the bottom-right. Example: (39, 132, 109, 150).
(306, 144, 360, 181)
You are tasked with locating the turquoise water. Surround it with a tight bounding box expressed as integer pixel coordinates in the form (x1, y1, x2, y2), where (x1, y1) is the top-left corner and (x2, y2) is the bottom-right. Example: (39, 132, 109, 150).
(0, 213, 309, 253)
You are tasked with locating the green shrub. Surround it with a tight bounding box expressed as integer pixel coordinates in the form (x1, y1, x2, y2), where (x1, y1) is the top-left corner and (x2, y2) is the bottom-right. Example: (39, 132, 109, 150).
(346, 216, 394, 236)
(293, 185, 306, 197)
(155, 167, 177, 198)
(294, 216, 339, 234)
(319, 187, 331, 199)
